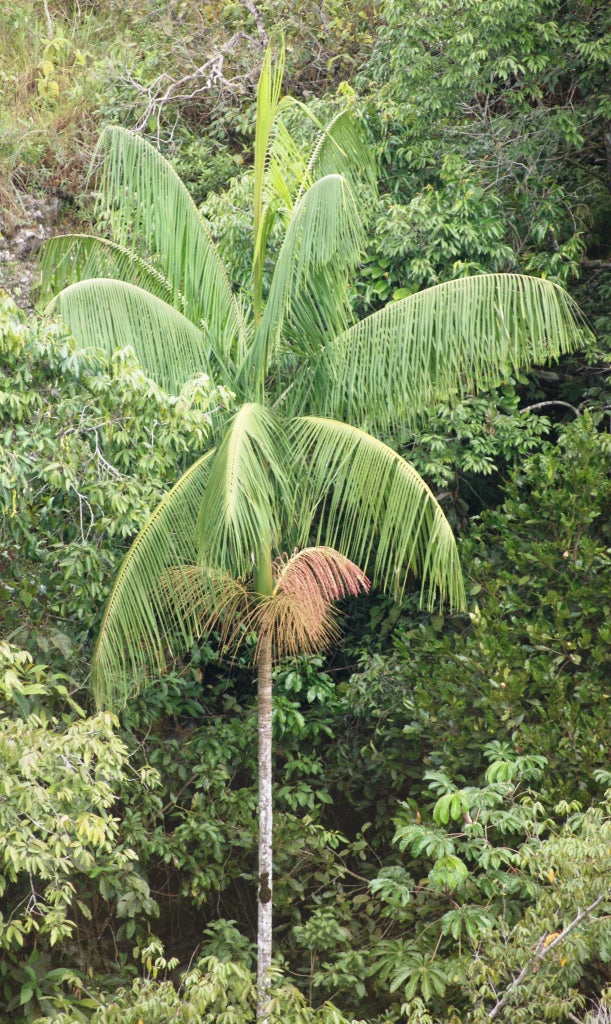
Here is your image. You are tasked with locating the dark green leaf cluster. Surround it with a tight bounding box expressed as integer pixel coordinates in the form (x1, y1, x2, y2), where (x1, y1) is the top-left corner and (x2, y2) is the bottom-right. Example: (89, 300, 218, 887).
(356, 0, 610, 306)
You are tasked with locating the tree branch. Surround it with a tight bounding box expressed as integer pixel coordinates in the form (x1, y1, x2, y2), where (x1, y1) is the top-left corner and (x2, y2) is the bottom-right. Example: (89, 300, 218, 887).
(240, 0, 268, 45)
(117, 32, 253, 139)
(519, 400, 580, 417)
(488, 894, 607, 1020)
(42, 0, 54, 37)
(580, 258, 611, 270)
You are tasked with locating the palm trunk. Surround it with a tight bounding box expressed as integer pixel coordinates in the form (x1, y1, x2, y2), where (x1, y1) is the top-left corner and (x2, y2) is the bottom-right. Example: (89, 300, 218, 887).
(254, 551, 274, 1022)
(256, 631, 273, 1022)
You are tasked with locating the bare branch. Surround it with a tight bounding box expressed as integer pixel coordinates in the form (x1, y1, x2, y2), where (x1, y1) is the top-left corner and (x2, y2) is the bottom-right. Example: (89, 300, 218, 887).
(240, 0, 268, 45)
(580, 258, 611, 270)
(42, 0, 53, 37)
(116, 32, 255, 140)
(125, 55, 234, 136)
(519, 400, 580, 417)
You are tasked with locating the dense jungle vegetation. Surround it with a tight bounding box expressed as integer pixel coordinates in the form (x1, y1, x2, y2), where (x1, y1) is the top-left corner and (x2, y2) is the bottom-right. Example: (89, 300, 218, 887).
(1, 1, 610, 1022)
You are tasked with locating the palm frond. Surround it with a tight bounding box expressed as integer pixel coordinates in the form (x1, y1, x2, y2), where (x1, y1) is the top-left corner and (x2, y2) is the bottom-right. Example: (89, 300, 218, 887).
(292, 416, 466, 610)
(37, 234, 174, 309)
(303, 106, 376, 199)
(95, 126, 245, 364)
(266, 115, 306, 214)
(48, 279, 224, 392)
(297, 274, 592, 429)
(196, 403, 295, 578)
(244, 174, 363, 395)
(92, 450, 215, 709)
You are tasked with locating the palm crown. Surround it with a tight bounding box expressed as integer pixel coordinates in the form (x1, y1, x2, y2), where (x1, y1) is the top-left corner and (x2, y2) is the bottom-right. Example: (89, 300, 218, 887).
(38, 50, 588, 702)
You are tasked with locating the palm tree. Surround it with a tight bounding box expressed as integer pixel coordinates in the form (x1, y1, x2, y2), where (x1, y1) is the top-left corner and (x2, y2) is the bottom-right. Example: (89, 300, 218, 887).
(39, 50, 589, 1019)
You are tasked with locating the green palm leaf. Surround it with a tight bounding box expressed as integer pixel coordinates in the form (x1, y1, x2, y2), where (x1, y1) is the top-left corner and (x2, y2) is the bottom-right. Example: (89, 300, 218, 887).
(304, 105, 376, 198)
(252, 44, 286, 324)
(92, 450, 215, 709)
(266, 102, 375, 212)
(48, 279, 225, 392)
(37, 234, 175, 309)
(294, 274, 591, 428)
(95, 125, 245, 363)
(244, 174, 363, 396)
(293, 416, 466, 610)
(196, 403, 296, 577)
(265, 114, 306, 217)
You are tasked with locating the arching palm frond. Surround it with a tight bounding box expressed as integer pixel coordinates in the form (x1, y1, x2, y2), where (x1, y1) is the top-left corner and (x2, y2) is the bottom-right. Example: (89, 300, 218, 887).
(196, 403, 296, 577)
(295, 274, 592, 429)
(261, 101, 375, 263)
(37, 234, 175, 309)
(48, 279, 226, 392)
(304, 105, 376, 199)
(92, 450, 216, 709)
(244, 174, 363, 397)
(293, 416, 466, 610)
(95, 126, 246, 364)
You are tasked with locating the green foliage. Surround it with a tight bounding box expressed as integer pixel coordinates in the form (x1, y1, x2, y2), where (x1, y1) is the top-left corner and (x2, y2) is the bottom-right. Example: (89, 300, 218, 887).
(1, 345, 608, 1023)
(0, 2, 112, 219)
(381, 775, 611, 1022)
(269, 416, 610, 1019)
(0, 0, 379, 235)
(44, 948, 366, 1023)
(41, 83, 564, 707)
(341, 416, 611, 810)
(357, 0, 610, 304)
(0, 641, 153, 1020)
(170, 134, 242, 205)
(2, 7, 608, 1022)
(466, 796, 611, 1022)
(357, 173, 515, 307)
(115, 668, 260, 916)
(86, 417, 608, 1023)
(102, 0, 381, 142)
(399, 381, 553, 525)
(0, 293, 226, 671)
(100, 406, 611, 1023)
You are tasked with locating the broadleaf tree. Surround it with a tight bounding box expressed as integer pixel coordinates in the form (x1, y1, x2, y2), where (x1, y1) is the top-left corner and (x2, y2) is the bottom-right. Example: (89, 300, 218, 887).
(39, 47, 591, 1021)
